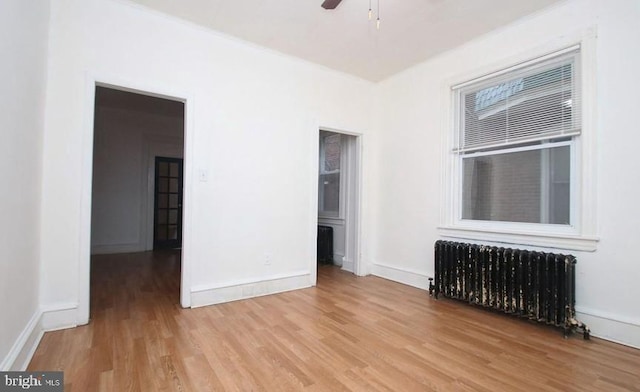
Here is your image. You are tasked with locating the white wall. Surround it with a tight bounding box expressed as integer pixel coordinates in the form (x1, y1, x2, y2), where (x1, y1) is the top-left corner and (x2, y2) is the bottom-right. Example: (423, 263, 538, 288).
(373, 0, 640, 348)
(39, 0, 374, 324)
(0, 1, 49, 370)
(91, 106, 183, 254)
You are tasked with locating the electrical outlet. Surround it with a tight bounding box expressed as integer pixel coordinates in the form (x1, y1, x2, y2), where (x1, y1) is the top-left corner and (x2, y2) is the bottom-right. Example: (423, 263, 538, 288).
(198, 169, 208, 182)
(264, 253, 271, 265)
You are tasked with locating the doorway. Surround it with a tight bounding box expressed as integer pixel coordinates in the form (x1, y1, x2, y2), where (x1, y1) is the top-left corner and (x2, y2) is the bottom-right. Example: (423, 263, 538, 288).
(317, 129, 361, 274)
(154, 157, 184, 249)
(90, 85, 186, 315)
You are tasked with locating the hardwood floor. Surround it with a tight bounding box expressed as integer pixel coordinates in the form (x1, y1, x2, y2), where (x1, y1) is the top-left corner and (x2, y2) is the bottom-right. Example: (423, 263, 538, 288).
(29, 251, 640, 391)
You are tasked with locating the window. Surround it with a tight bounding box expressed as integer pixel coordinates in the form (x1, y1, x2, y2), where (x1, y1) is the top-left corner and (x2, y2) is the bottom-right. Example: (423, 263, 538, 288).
(445, 47, 592, 246)
(318, 131, 343, 218)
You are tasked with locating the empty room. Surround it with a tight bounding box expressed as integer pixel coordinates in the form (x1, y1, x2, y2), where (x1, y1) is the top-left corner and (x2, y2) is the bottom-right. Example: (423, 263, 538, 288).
(1, 0, 639, 390)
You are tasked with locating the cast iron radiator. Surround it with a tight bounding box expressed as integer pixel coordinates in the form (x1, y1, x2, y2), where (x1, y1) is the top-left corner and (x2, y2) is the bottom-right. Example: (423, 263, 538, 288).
(317, 225, 334, 264)
(428, 240, 590, 339)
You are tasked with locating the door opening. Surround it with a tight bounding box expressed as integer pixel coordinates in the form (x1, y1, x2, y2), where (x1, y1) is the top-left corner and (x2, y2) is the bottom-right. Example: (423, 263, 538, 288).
(317, 129, 361, 275)
(90, 85, 186, 317)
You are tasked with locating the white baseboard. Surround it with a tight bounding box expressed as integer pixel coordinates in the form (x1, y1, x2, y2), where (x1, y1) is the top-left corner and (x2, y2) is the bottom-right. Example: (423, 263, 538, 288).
(575, 307, 640, 349)
(41, 304, 79, 331)
(0, 303, 78, 371)
(0, 310, 43, 371)
(91, 242, 144, 255)
(341, 259, 354, 273)
(332, 252, 345, 267)
(190, 271, 312, 308)
(370, 262, 432, 290)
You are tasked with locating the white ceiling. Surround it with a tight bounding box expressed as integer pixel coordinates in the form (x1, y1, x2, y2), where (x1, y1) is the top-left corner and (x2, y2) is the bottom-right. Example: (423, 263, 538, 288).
(126, 0, 562, 82)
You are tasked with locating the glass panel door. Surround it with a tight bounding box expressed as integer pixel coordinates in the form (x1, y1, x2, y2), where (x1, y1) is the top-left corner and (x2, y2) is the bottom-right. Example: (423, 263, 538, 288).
(154, 157, 183, 249)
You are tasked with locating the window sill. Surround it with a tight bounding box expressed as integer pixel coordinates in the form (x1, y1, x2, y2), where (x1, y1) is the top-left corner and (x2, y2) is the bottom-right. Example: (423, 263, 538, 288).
(318, 216, 345, 225)
(437, 225, 598, 252)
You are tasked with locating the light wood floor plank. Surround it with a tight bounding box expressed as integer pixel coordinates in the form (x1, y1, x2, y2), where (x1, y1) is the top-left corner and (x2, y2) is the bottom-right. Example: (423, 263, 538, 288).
(28, 250, 640, 391)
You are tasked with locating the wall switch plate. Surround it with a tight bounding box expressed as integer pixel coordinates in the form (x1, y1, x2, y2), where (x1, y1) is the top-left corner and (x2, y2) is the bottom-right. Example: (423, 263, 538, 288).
(198, 169, 208, 182)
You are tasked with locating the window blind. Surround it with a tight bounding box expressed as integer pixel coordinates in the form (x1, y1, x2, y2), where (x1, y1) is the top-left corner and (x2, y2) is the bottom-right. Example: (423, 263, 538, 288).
(455, 49, 581, 153)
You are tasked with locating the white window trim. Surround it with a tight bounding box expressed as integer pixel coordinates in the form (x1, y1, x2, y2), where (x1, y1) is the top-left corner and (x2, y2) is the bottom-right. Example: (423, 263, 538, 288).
(438, 29, 599, 252)
(318, 130, 348, 220)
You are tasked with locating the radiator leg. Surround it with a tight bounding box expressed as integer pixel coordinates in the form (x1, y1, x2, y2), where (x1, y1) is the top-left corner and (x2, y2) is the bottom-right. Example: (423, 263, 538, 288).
(430, 279, 439, 299)
(566, 314, 590, 340)
(581, 323, 591, 340)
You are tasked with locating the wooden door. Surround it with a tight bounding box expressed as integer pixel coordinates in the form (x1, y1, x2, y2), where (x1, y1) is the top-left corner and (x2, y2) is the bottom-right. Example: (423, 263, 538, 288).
(154, 157, 183, 249)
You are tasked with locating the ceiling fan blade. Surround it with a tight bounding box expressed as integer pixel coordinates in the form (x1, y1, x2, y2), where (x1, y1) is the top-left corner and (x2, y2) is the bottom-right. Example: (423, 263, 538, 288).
(321, 0, 342, 10)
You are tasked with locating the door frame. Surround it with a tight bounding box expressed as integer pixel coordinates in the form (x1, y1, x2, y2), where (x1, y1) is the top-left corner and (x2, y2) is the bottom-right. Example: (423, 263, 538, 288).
(80, 73, 194, 324)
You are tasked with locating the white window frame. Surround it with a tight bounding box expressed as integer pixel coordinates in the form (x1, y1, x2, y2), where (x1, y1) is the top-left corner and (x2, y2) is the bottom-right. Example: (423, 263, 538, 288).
(318, 131, 347, 220)
(439, 31, 599, 252)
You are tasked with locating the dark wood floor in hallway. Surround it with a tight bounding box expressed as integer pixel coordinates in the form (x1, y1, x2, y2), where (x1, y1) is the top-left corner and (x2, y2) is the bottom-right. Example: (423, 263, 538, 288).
(28, 251, 640, 391)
